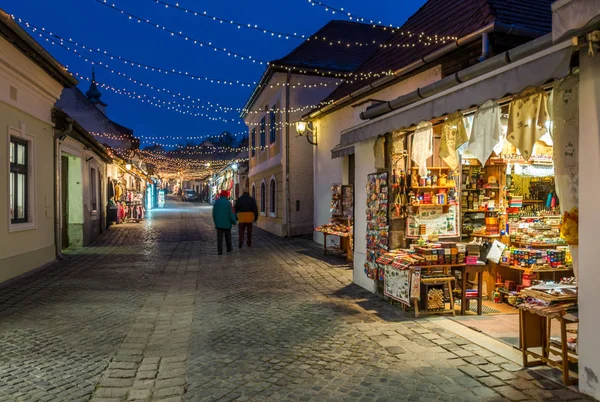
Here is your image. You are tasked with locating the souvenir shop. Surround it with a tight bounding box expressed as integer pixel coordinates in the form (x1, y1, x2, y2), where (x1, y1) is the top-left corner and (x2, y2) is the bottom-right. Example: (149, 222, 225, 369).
(107, 161, 149, 225)
(314, 184, 354, 262)
(213, 165, 237, 202)
(341, 39, 581, 383)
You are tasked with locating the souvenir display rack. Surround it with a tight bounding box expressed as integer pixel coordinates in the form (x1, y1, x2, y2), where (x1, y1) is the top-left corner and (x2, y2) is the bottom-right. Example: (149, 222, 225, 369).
(365, 172, 388, 280)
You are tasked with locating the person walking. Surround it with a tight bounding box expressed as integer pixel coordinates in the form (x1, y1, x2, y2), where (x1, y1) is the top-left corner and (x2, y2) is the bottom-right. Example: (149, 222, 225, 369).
(234, 190, 258, 248)
(212, 190, 237, 255)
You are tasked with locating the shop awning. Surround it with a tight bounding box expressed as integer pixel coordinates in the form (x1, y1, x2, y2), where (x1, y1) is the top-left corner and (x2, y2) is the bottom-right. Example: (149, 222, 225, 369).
(331, 144, 355, 159)
(339, 40, 573, 147)
(552, 0, 600, 42)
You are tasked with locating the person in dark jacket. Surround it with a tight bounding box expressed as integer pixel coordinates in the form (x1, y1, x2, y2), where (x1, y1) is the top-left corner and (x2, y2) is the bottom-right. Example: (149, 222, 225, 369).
(213, 190, 237, 255)
(234, 191, 258, 248)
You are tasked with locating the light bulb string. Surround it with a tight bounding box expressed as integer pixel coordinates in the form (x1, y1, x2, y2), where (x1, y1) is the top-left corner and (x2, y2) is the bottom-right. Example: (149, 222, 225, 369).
(306, 0, 457, 43)
(93, 1, 402, 79)
(29, 23, 337, 116)
(148, 0, 305, 40)
(96, 0, 269, 64)
(146, 0, 452, 48)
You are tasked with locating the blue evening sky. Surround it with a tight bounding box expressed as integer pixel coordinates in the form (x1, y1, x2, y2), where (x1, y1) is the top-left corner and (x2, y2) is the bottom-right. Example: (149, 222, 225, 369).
(6, 0, 425, 147)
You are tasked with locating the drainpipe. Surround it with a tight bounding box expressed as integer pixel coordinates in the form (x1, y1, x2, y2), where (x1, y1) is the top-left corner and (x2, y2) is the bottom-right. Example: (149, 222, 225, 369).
(285, 72, 292, 237)
(479, 33, 491, 61)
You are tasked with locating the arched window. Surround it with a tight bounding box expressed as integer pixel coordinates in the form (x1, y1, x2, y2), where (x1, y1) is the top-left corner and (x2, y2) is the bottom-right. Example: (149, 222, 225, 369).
(251, 183, 256, 199)
(269, 178, 276, 216)
(260, 181, 266, 213)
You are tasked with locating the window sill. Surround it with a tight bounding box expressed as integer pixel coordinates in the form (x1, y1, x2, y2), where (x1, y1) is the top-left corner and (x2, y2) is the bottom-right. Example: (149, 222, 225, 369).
(260, 212, 266, 216)
(9, 221, 37, 233)
(269, 212, 276, 218)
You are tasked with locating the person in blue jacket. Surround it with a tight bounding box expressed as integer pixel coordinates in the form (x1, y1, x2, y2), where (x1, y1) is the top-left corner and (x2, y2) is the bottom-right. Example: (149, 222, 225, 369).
(212, 190, 237, 255)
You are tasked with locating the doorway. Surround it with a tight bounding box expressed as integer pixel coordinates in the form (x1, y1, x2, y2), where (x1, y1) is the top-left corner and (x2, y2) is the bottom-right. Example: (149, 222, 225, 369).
(61, 155, 69, 248)
(61, 154, 84, 249)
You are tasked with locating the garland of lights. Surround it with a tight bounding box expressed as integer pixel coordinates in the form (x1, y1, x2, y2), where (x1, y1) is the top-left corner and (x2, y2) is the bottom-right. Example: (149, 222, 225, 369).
(96, 0, 269, 64)
(19, 17, 348, 91)
(92, 1, 403, 79)
(145, 0, 451, 48)
(305, 0, 458, 43)
(26, 21, 338, 116)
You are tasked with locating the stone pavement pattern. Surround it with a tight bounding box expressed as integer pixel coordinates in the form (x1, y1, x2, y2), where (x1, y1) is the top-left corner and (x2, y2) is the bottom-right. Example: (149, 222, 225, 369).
(0, 198, 591, 401)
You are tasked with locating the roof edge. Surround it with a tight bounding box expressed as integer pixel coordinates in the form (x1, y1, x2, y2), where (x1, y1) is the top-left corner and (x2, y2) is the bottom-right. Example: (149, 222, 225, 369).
(305, 21, 547, 121)
(0, 9, 78, 87)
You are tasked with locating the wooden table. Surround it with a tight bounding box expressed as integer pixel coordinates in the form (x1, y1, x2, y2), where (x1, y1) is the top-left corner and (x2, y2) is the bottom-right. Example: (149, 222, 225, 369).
(452, 263, 487, 315)
(318, 231, 352, 262)
(519, 300, 578, 386)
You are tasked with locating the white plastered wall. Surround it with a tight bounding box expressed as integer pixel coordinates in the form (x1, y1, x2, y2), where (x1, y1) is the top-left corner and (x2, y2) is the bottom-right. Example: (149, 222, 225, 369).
(578, 46, 600, 400)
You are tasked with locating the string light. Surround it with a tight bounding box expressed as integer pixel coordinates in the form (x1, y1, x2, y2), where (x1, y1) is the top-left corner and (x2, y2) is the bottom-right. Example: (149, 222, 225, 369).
(96, 0, 269, 64)
(305, 0, 458, 43)
(89, 3, 407, 79)
(22, 20, 339, 117)
(145, 0, 450, 48)
(71, 71, 243, 123)
(146, 0, 305, 40)
(20, 20, 258, 88)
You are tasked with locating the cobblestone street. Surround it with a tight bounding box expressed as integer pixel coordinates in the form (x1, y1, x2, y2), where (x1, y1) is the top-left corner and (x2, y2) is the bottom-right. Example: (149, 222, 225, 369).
(0, 198, 591, 402)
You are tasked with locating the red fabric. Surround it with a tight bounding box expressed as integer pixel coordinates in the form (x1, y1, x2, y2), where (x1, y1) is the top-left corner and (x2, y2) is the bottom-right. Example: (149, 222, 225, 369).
(220, 190, 230, 198)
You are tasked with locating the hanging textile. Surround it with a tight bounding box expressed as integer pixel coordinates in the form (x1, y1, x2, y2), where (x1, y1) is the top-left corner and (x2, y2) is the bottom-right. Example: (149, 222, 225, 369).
(468, 100, 503, 165)
(551, 74, 579, 280)
(411, 121, 433, 176)
(439, 112, 468, 171)
(373, 136, 385, 170)
(507, 86, 549, 160)
(115, 184, 123, 201)
(551, 74, 579, 211)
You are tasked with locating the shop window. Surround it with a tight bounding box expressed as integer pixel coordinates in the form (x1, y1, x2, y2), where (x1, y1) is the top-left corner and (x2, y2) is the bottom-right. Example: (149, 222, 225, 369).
(260, 181, 266, 214)
(269, 178, 276, 216)
(9, 137, 28, 224)
(251, 129, 256, 157)
(90, 167, 98, 212)
(269, 108, 277, 144)
(260, 117, 266, 148)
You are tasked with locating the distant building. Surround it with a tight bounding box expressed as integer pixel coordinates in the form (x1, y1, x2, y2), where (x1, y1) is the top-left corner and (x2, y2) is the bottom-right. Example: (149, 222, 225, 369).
(242, 20, 393, 237)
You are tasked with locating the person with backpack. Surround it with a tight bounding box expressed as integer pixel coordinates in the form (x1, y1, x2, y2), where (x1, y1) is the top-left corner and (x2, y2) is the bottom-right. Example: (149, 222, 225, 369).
(212, 190, 237, 255)
(234, 190, 259, 248)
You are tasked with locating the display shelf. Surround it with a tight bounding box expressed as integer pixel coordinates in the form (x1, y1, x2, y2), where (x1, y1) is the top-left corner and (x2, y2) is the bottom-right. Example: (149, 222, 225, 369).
(411, 166, 451, 170)
(469, 234, 501, 238)
(410, 186, 455, 190)
(512, 242, 564, 248)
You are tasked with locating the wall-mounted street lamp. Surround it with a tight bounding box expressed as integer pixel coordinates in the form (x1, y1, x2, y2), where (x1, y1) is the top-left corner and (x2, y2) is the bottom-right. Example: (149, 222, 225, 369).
(295, 121, 317, 146)
(232, 163, 239, 171)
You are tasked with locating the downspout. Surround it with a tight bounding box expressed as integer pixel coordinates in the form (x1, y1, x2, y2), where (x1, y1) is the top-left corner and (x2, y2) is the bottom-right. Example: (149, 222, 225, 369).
(479, 32, 491, 61)
(285, 72, 292, 237)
